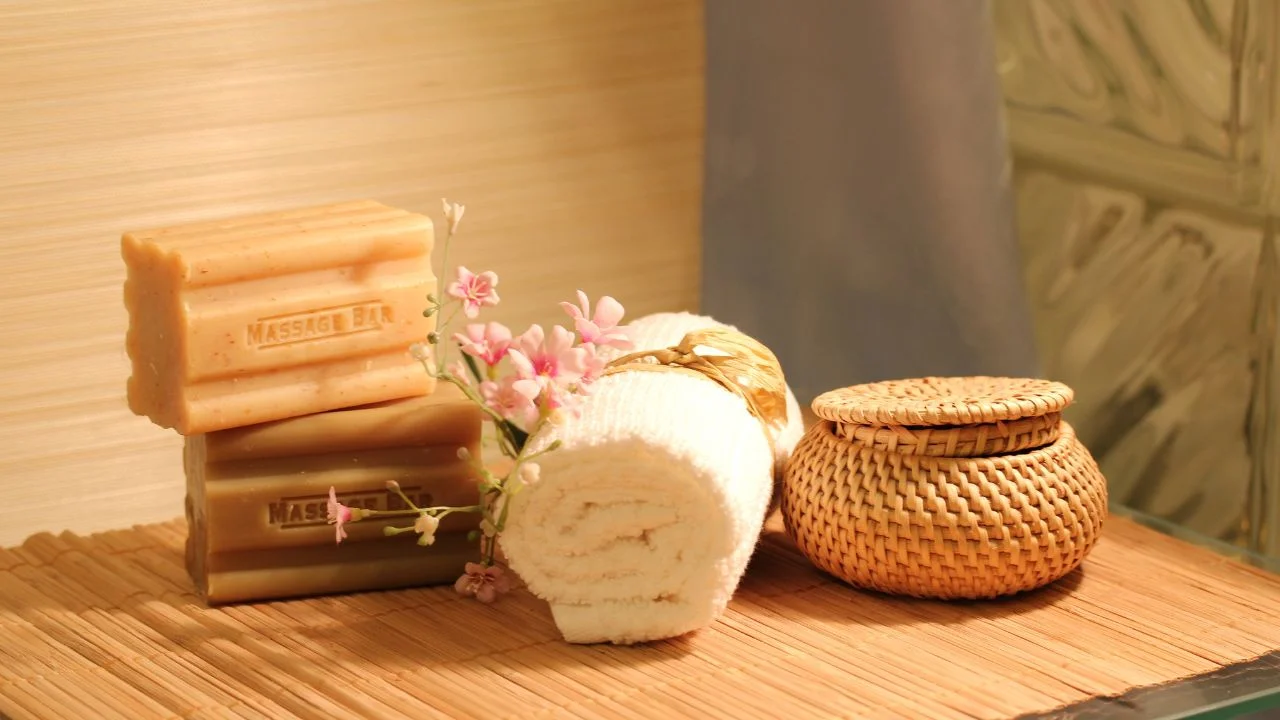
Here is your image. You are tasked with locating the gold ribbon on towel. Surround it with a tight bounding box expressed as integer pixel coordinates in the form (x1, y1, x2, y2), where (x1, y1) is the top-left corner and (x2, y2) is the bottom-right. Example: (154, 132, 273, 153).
(603, 328, 790, 449)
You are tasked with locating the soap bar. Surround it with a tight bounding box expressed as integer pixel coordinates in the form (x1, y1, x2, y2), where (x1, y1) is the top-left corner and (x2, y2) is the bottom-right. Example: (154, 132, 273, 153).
(185, 384, 483, 604)
(123, 199, 436, 435)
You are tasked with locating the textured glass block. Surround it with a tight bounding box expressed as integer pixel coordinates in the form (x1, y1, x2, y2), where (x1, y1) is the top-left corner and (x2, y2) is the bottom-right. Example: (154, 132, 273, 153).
(993, 0, 1280, 211)
(993, 0, 1262, 162)
(1014, 170, 1265, 546)
(997, 0, 1280, 559)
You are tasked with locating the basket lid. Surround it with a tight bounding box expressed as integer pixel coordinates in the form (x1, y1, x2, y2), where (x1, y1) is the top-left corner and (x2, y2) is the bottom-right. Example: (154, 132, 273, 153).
(812, 376, 1073, 427)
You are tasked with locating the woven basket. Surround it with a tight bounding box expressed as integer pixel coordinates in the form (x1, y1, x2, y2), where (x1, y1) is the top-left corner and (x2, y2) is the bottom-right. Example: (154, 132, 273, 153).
(782, 377, 1107, 600)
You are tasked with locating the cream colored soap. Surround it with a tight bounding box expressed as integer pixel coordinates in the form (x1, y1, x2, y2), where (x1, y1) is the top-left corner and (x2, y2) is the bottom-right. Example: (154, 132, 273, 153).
(122, 200, 436, 434)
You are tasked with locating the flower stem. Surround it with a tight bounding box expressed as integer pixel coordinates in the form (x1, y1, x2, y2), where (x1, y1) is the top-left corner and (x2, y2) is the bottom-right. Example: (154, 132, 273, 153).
(486, 491, 514, 566)
(425, 505, 483, 517)
(440, 374, 521, 458)
(433, 224, 457, 373)
(519, 439, 562, 464)
(440, 303, 462, 332)
(441, 374, 504, 425)
(387, 483, 422, 512)
(359, 509, 425, 520)
(360, 504, 483, 521)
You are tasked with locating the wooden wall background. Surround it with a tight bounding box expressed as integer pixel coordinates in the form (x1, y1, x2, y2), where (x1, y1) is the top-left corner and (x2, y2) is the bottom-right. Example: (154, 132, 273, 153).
(0, 0, 704, 545)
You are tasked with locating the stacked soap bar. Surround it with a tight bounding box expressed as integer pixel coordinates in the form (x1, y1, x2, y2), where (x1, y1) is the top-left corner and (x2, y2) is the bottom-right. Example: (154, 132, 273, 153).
(122, 200, 481, 605)
(185, 386, 482, 603)
(122, 199, 437, 434)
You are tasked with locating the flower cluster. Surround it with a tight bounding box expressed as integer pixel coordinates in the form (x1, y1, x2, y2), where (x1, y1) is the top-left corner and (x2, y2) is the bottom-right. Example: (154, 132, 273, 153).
(452, 292, 631, 430)
(325, 199, 631, 602)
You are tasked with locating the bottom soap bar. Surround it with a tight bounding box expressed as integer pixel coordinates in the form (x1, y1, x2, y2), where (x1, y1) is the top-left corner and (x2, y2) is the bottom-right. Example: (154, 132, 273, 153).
(188, 530, 480, 605)
(185, 384, 483, 604)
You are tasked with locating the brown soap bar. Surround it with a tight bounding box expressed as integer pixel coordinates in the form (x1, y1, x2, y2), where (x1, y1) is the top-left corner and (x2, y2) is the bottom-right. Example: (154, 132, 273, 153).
(123, 199, 437, 435)
(185, 384, 482, 604)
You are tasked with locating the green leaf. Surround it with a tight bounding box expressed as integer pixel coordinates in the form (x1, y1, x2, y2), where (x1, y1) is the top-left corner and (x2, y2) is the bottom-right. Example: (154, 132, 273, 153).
(509, 424, 530, 453)
(461, 353, 484, 383)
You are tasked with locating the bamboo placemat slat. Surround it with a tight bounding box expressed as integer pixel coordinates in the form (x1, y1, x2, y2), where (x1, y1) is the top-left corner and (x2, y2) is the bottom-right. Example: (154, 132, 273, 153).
(2, 516, 1280, 720)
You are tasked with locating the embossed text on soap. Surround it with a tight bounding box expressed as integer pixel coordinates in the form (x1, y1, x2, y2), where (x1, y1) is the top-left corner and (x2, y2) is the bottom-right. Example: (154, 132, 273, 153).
(247, 301, 395, 349)
(269, 486, 435, 529)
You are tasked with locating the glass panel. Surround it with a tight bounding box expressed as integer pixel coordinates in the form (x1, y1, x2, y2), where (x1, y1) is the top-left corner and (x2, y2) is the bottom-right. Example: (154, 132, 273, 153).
(1016, 651, 1280, 719)
(995, 0, 1280, 559)
(993, 0, 1260, 163)
(1014, 170, 1266, 547)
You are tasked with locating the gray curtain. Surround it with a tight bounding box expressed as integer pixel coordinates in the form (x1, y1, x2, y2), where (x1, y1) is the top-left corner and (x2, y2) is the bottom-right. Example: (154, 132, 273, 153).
(702, 0, 1039, 403)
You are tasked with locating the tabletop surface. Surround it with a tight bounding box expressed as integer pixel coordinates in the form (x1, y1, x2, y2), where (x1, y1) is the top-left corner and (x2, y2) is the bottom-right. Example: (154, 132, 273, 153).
(1, 512, 1279, 720)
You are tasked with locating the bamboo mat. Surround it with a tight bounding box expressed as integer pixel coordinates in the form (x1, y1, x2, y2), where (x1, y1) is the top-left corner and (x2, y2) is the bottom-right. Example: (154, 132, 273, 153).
(2, 516, 1280, 720)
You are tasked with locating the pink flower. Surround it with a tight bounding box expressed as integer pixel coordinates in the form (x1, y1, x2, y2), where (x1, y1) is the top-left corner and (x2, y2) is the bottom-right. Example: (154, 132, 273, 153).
(326, 487, 352, 544)
(454, 322, 512, 366)
(539, 381, 583, 417)
(509, 325, 587, 390)
(561, 291, 632, 350)
(455, 562, 512, 603)
(446, 360, 472, 385)
(479, 375, 541, 427)
(578, 342, 608, 390)
(447, 266, 500, 318)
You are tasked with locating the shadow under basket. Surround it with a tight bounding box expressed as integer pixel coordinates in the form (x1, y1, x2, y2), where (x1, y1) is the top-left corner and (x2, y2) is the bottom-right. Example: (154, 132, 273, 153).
(781, 377, 1109, 600)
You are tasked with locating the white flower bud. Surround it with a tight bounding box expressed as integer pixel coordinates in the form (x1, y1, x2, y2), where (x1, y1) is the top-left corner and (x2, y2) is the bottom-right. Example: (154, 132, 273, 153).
(414, 513, 441, 546)
(518, 462, 541, 487)
(441, 198, 466, 235)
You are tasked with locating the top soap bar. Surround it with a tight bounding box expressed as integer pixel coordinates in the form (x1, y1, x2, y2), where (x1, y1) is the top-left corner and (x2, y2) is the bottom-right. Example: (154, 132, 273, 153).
(123, 200, 437, 435)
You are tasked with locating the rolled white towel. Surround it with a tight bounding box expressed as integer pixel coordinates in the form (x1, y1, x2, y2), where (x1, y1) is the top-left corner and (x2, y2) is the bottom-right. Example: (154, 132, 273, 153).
(501, 312, 804, 644)
(593, 312, 805, 481)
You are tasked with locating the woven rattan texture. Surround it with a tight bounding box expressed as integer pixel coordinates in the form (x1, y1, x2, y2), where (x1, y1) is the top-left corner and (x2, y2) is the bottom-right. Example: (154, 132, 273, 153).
(813, 376, 1074, 427)
(2, 516, 1280, 719)
(782, 421, 1107, 599)
(834, 412, 1062, 458)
